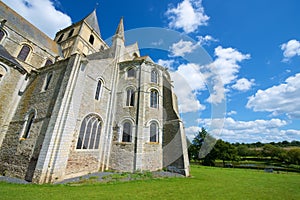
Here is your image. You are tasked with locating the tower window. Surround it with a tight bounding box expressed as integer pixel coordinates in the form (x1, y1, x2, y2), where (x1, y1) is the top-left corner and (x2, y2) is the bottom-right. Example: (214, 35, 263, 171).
(150, 122, 158, 142)
(68, 29, 74, 38)
(17, 45, 31, 61)
(95, 79, 103, 100)
(150, 90, 159, 108)
(151, 70, 158, 83)
(89, 35, 94, 45)
(126, 88, 135, 106)
(122, 122, 132, 142)
(127, 68, 136, 78)
(22, 110, 36, 139)
(76, 114, 102, 149)
(57, 33, 64, 42)
(0, 29, 5, 42)
(43, 72, 53, 91)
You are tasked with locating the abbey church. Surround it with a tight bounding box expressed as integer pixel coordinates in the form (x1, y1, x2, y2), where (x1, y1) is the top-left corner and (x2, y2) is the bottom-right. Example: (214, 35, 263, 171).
(0, 2, 189, 183)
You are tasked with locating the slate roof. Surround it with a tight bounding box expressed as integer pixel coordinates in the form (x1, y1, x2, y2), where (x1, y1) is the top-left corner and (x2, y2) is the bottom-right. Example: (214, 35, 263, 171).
(84, 10, 101, 37)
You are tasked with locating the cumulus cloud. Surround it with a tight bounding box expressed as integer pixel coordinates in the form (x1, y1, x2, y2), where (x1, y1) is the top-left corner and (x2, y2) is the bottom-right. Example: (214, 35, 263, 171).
(2, 0, 72, 38)
(166, 0, 209, 33)
(227, 110, 237, 116)
(170, 63, 206, 113)
(204, 46, 250, 103)
(232, 78, 255, 91)
(188, 117, 300, 143)
(281, 39, 300, 61)
(247, 73, 300, 119)
(197, 35, 218, 46)
(169, 39, 200, 57)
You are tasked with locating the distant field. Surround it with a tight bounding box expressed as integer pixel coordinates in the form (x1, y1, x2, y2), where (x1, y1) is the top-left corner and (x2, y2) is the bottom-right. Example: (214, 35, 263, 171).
(1, 165, 299, 200)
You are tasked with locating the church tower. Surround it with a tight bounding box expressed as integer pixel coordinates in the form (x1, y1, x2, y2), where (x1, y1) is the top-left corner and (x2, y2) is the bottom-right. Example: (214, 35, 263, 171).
(54, 10, 108, 58)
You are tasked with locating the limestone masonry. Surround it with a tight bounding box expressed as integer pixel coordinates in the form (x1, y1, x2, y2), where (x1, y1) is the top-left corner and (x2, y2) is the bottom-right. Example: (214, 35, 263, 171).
(0, 1, 189, 183)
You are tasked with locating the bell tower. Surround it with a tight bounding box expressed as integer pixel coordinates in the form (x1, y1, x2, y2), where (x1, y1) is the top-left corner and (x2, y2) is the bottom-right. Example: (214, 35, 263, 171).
(54, 10, 108, 58)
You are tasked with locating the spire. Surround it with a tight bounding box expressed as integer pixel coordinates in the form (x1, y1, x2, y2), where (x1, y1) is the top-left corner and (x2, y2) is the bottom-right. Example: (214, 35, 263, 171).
(84, 10, 101, 37)
(114, 17, 124, 41)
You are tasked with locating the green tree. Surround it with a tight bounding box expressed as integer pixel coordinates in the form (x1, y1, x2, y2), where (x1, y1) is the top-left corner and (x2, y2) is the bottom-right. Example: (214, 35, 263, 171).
(214, 140, 239, 166)
(287, 148, 300, 165)
(188, 127, 208, 162)
(262, 144, 281, 159)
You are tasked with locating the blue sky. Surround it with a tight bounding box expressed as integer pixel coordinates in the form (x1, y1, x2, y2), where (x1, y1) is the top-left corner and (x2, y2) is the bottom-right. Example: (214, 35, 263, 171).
(3, 0, 300, 143)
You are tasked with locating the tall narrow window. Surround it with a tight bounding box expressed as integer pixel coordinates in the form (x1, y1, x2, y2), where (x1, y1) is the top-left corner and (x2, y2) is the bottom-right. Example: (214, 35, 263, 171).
(127, 68, 136, 78)
(126, 88, 135, 106)
(76, 114, 102, 150)
(22, 110, 36, 139)
(151, 70, 158, 83)
(17, 45, 31, 61)
(89, 35, 94, 45)
(43, 72, 53, 91)
(150, 90, 158, 108)
(68, 29, 74, 38)
(57, 33, 64, 42)
(150, 122, 158, 142)
(0, 29, 4, 42)
(95, 79, 102, 100)
(122, 122, 132, 142)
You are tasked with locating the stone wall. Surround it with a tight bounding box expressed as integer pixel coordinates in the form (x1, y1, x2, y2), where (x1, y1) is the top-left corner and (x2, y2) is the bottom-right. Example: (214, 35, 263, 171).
(0, 59, 69, 181)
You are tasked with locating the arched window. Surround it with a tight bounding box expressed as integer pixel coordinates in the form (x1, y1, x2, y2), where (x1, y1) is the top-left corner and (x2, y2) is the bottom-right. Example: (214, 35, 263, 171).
(126, 88, 135, 106)
(22, 110, 36, 139)
(68, 29, 74, 38)
(150, 122, 158, 142)
(95, 79, 103, 100)
(0, 29, 5, 42)
(76, 114, 102, 149)
(150, 90, 159, 108)
(122, 122, 132, 142)
(127, 68, 136, 78)
(151, 70, 158, 83)
(57, 33, 64, 42)
(89, 35, 94, 45)
(17, 45, 31, 61)
(45, 59, 53, 66)
(43, 72, 53, 91)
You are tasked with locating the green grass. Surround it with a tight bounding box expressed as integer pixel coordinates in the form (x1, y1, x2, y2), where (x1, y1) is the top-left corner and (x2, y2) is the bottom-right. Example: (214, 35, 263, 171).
(1, 165, 299, 200)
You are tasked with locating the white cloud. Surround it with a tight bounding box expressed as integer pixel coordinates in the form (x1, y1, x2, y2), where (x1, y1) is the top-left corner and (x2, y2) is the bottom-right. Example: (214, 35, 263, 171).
(247, 73, 300, 119)
(281, 39, 300, 61)
(170, 63, 206, 113)
(166, 0, 209, 33)
(157, 59, 175, 70)
(197, 35, 218, 46)
(204, 46, 250, 103)
(227, 110, 237, 116)
(2, 0, 72, 38)
(169, 39, 199, 57)
(190, 117, 300, 143)
(232, 78, 255, 91)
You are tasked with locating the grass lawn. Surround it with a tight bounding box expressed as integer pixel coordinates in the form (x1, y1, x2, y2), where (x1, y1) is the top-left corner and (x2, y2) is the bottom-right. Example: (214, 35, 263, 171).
(1, 165, 299, 200)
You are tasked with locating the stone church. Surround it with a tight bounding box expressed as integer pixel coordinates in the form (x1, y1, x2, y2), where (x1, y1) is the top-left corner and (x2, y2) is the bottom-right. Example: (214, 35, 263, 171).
(0, 2, 189, 183)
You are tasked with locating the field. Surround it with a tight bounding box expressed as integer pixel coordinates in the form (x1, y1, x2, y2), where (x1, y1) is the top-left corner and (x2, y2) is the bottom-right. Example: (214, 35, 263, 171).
(1, 165, 299, 200)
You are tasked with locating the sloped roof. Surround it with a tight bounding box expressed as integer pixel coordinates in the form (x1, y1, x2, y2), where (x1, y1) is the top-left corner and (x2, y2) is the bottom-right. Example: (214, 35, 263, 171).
(0, 45, 26, 73)
(84, 10, 101, 37)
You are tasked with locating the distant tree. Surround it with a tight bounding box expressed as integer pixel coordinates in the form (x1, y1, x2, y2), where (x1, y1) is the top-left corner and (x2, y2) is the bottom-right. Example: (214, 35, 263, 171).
(214, 140, 239, 166)
(237, 145, 250, 157)
(287, 148, 300, 165)
(262, 144, 281, 159)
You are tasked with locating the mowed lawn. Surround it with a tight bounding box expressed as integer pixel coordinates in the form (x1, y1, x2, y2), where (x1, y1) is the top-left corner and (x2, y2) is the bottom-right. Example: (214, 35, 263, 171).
(1, 165, 299, 200)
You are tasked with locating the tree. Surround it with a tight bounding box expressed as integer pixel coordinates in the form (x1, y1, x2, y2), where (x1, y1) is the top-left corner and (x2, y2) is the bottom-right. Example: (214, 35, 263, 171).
(188, 127, 208, 162)
(287, 148, 300, 165)
(214, 140, 238, 166)
(262, 144, 281, 159)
